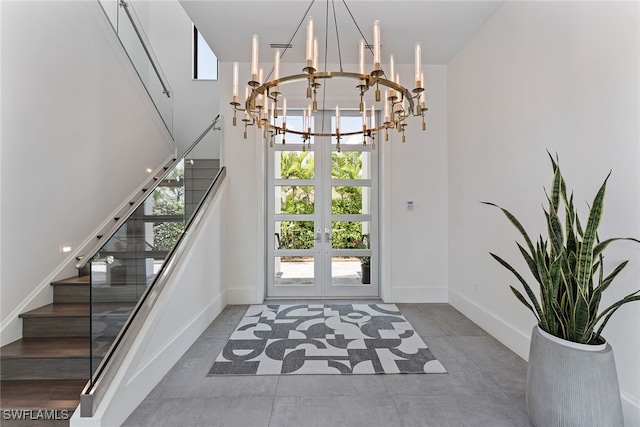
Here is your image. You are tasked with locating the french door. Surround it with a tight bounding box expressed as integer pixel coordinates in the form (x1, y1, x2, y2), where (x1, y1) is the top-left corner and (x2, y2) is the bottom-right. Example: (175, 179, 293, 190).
(267, 111, 378, 298)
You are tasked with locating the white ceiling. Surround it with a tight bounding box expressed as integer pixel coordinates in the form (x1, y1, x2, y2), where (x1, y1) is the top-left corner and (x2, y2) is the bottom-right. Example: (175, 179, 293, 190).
(181, 0, 505, 65)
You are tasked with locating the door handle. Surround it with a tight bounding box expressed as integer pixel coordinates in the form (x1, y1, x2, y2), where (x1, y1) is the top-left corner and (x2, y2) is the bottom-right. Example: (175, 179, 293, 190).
(315, 228, 322, 242)
(325, 228, 332, 242)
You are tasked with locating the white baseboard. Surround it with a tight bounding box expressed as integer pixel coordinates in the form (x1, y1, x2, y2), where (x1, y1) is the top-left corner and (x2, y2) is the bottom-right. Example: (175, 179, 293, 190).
(448, 288, 531, 360)
(622, 390, 640, 427)
(391, 286, 448, 303)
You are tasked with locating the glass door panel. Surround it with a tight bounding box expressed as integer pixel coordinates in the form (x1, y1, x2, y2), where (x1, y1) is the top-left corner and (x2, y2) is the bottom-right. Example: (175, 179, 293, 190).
(275, 151, 315, 179)
(331, 256, 365, 286)
(331, 151, 372, 179)
(331, 186, 371, 215)
(274, 257, 315, 286)
(275, 185, 315, 214)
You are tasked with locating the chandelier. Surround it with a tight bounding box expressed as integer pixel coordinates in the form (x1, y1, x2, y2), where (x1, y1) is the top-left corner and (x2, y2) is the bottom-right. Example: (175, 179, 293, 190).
(230, 0, 427, 151)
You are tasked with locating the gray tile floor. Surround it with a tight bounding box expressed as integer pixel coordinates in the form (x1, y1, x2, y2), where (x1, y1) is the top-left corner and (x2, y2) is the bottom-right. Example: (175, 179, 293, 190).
(123, 303, 532, 427)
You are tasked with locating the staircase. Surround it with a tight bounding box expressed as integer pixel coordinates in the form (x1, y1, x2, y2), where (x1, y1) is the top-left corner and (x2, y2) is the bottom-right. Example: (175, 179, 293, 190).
(0, 155, 221, 425)
(0, 170, 169, 425)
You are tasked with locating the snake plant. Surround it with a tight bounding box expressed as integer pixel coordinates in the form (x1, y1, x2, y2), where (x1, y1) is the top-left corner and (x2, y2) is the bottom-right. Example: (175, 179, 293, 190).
(483, 153, 640, 344)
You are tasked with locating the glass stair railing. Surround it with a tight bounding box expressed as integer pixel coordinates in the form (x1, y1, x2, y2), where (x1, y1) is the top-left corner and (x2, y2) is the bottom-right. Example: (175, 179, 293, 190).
(77, 115, 224, 416)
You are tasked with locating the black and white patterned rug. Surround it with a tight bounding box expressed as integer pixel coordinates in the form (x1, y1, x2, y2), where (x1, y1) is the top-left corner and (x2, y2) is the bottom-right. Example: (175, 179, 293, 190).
(208, 304, 447, 375)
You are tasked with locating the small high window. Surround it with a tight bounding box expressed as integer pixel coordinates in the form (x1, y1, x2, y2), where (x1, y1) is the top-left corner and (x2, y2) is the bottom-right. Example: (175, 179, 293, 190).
(193, 26, 218, 80)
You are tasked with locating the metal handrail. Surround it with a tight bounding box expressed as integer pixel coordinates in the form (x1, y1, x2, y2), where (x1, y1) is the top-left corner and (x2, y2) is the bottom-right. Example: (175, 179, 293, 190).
(76, 114, 221, 270)
(119, 0, 171, 98)
(80, 166, 227, 417)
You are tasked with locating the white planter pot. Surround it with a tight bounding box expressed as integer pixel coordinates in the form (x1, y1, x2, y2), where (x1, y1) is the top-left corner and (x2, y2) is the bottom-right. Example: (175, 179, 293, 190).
(526, 326, 624, 427)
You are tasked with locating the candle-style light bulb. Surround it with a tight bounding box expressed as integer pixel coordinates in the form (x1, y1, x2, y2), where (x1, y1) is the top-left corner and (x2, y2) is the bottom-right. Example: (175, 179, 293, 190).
(282, 98, 287, 121)
(362, 101, 367, 126)
(373, 20, 381, 71)
(359, 39, 365, 75)
(307, 105, 312, 130)
(306, 17, 314, 66)
(384, 90, 390, 122)
(251, 34, 259, 80)
(313, 37, 319, 70)
(389, 54, 395, 82)
(371, 105, 375, 128)
(415, 42, 422, 89)
(336, 105, 340, 131)
(274, 49, 281, 80)
(244, 87, 249, 118)
(257, 68, 264, 107)
(232, 62, 239, 99)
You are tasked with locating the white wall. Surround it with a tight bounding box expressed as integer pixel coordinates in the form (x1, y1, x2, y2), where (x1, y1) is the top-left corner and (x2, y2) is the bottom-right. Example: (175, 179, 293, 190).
(447, 2, 640, 424)
(138, 0, 221, 154)
(217, 61, 265, 304)
(381, 64, 448, 302)
(71, 180, 227, 427)
(0, 0, 175, 345)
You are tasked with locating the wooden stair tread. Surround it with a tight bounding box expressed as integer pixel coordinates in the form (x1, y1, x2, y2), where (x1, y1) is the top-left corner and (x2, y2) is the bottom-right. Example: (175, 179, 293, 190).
(51, 276, 89, 286)
(0, 379, 85, 410)
(19, 302, 134, 318)
(19, 304, 89, 318)
(0, 337, 107, 359)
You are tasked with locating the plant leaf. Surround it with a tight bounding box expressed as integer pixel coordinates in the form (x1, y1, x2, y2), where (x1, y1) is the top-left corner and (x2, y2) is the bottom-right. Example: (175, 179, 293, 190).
(595, 292, 640, 338)
(517, 242, 541, 285)
(594, 261, 629, 295)
(573, 172, 610, 338)
(549, 164, 562, 214)
(482, 202, 536, 256)
(510, 286, 540, 322)
(593, 237, 640, 260)
(490, 252, 547, 329)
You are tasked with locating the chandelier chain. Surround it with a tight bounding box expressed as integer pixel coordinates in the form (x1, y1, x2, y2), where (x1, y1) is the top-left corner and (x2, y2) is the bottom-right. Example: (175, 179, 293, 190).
(331, 0, 343, 72)
(341, 0, 372, 56)
(320, 0, 331, 135)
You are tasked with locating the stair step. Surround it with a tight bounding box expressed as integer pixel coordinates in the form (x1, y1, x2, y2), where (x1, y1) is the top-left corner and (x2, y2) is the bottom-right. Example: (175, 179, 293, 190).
(51, 277, 88, 304)
(19, 304, 89, 338)
(19, 303, 134, 338)
(0, 379, 85, 426)
(0, 338, 104, 380)
(52, 277, 142, 304)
